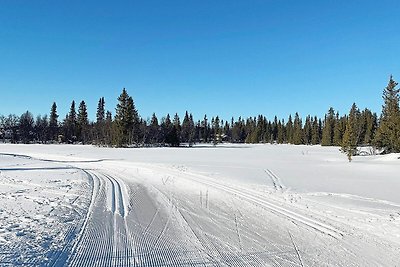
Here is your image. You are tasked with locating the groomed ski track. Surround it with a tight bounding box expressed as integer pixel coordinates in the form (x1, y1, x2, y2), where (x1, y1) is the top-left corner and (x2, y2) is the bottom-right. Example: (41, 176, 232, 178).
(63, 165, 310, 267)
(2, 149, 399, 267)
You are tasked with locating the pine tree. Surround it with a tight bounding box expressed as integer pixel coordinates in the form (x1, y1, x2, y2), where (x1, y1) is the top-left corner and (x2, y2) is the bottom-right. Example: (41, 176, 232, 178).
(173, 113, 181, 145)
(149, 113, 159, 144)
(321, 107, 336, 146)
(4, 114, 19, 143)
(374, 76, 400, 153)
(286, 115, 293, 143)
(164, 114, 179, 146)
(362, 109, 377, 145)
(96, 97, 105, 123)
(277, 120, 285, 144)
(181, 111, 191, 144)
(213, 116, 221, 145)
(19, 111, 34, 143)
(311, 116, 320, 145)
(77, 100, 89, 144)
(304, 115, 312, 145)
(104, 111, 113, 145)
(223, 120, 231, 143)
(342, 103, 360, 161)
(188, 113, 195, 146)
(255, 115, 266, 143)
(114, 88, 139, 146)
(49, 102, 59, 142)
(271, 116, 278, 142)
(35, 115, 49, 143)
(95, 97, 106, 144)
(128, 96, 140, 144)
(65, 100, 77, 142)
(333, 114, 347, 146)
(292, 112, 303, 145)
(201, 115, 209, 142)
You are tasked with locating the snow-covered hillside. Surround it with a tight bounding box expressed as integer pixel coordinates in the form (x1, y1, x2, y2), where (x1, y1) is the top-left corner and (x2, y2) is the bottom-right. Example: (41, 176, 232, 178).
(0, 144, 399, 266)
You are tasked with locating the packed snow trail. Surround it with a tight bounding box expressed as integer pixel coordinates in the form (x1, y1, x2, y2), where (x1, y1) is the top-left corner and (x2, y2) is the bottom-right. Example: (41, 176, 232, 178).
(64, 166, 308, 266)
(1, 145, 400, 266)
(66, 169, 215, 267)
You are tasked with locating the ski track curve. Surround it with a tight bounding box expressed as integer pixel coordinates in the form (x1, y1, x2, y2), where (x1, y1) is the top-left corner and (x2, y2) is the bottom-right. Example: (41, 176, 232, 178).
(67, 170, 134, 267)
(156, 165, 344, 240)
(66, 168, 216, 267)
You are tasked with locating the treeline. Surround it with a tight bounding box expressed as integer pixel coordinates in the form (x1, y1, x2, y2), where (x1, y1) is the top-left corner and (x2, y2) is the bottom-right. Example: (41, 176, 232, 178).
(1, 76, 399, 156)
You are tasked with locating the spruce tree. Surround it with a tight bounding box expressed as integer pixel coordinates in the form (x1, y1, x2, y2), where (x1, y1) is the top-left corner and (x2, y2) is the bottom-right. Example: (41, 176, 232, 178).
(311, 116, 320, 145)
(213, 116, 221, 145)
(277, 120, 285, 144)
(114, 88, 139, 146)
(164, 114, 179, 146)
(181, 111, 191, 144)
(271, 116, 278, 142)
(304, 115, 312, 145)
(342, 103, 360, 161)
(374, 76, 400, 153)
(35, 115, 49, 143)
(321, 108, 336, 146)
(128, 96, 140, 144)
(286, 115, 293, 143)
(188, 113, 195, 146)
(104, 111, 113, 145)
(362, 110, 377, 145)
(292, 112, 303, 145)
(49, 102, 59, 142)
(95, 97, 106, 144)
(77, 100, 89, 144)
(96, 97, 105, 123)
(5, 114, 19, 143)
(173, 113, 181, 145)
(201, 115, 209, 142)
(333, 114, 347, 146)
(65, 100, 77, 142)
(149, 113, 159, 144)
(19, 111, 34, 143)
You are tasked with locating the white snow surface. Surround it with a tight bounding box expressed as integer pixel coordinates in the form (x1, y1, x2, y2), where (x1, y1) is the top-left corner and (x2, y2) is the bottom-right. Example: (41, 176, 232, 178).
(0, 143, 399, 266)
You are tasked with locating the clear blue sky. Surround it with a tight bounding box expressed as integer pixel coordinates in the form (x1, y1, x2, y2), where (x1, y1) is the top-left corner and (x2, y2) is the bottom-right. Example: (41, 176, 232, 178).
(1, 0, 400, 122)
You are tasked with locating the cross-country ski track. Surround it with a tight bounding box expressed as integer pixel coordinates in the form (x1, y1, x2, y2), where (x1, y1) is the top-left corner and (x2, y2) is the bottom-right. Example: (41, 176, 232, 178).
(1, 144, 400, 266)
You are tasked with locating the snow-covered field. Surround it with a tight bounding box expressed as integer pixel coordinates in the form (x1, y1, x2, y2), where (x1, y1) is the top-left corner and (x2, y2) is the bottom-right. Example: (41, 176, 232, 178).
(0, 144, 399, 266)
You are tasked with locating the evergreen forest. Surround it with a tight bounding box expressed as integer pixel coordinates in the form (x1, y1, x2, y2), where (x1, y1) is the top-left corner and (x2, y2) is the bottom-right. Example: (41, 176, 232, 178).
(1, 76, 400, 160)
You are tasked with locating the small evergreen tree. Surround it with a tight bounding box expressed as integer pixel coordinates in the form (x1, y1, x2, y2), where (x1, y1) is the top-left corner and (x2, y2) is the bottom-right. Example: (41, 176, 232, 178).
(49, 102, 59, 142)
(65, 100, 77, 143)
(35, 115, 49, 143)
(96, 97, 105, 123)
(164, 114, 179, 146)
(114, 88, 139, 146)
(362, 109, 377, 145)
(374, 76, 400, 153)
(104, 111, 113, 145)
(304, 115, 312, 145)
(311, 116, 320, 145)
(149, 113, 159, 145)
(286, 115, 293, 143)
(292, 112, 303, 145)
(321, 107, 336, 146)
(342, 103, 360, 162)
(19, 111, 34, 143)
(333, 114, 347, 146)
(181, 111, 191, 144)
(77, 100, 89, 144)
(95, 97, 106, 144)
(277, 120, 285, 144)
(213, 116, 221, 145)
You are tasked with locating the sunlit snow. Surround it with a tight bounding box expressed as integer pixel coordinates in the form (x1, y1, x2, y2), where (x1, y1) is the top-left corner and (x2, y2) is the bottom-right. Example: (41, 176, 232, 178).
(0, 144, 399, 266)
